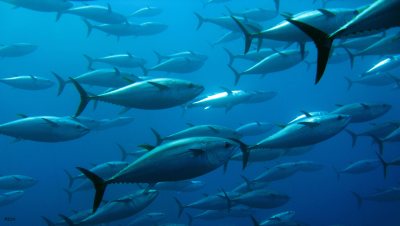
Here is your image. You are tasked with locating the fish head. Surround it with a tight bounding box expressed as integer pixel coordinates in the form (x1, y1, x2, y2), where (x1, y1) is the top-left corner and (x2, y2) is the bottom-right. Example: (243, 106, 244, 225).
(205, 138, 240, 167)
(231, 130, 243, 139)
(171, 80, 204, 102)
(372, 102, 392, 116)
(27, 177, 39, 186)
(22, 43, 38, 52)
(270, 191, 291, 205)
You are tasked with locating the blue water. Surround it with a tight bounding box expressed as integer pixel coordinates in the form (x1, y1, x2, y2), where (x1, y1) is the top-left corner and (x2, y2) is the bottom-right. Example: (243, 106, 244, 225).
(0, 0, 399, 225)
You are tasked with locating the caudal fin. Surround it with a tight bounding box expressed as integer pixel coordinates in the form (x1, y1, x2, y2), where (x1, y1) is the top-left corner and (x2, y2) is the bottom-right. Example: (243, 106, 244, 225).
(343, 47, 355, 69)
(231, 16, 253, 54)
(186, 213, 194, 226)
(249, 215, 260, 226)
(40, 216, 55, 226)
(81, 17, 93, 37)
(153, 50, 163, 64)
(76, 167, 107, 213)
(58, 214, 76, 226)
(351, 191, 363, 210)
(332, 166, 340, 181)
(375, 151, 389, 179)
(194, 12, 204, 31)
(286, 19, 332, 84)
(227, 64, 242, 86)
(82, 54, 94, 69)
(55, 12, 63, 22)
(343, 77, 354, 91)
(223, 47, 235, 66)
(51, 72, 67, 96)
(61, 188, 73, 204)
(173, 197, 185, 218)
(303, 60, 316, 72)
(368, 133, 383, 155)
(63, 169, 75, 189)
(69, 77, 91, 117)
(150, 127, 163, 146)
(221, 188, 231, 213)
(240, 175, 252, 191)
(116, 143, 129, 161)
(344, 129, 358, 148)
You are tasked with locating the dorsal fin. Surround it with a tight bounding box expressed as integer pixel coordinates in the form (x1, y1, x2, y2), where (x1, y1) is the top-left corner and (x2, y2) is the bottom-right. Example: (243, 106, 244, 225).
(90, 164, 97, 167)
(301, 110, 312, 118)
(12, 176, 21, 181)
(122, 77, 135, 84)
(113, 67, 120, 76)
(275, 123, 286, 129)
(186, 123, 195, 127)
(317, 8, 336, 18)
(220, 87, 233, 94)
(360, 103, 370, 109)
(335, 104, 344, 107)
(202, 194, 209, 197)
(107, 3, 112, 13)
(255, 121, 261, 126)
(148, 81, 170, 90)
(16, 113, 28, 118)
(185, 57, 191, 63)
(126, 52, 133, 58)
(29, 75, 37, 80)
(208, 126, 220, 134)
(70, 210, 78, 214)
(138, 144, 155, 152)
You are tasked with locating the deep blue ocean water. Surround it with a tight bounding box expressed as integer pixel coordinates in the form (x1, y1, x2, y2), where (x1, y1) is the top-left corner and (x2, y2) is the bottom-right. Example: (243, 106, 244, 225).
(0, 0, 399, 225)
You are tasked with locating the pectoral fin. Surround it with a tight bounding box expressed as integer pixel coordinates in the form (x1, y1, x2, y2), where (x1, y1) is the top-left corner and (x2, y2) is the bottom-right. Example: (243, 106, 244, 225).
(148, 82, 170, 90)
(298, 122, 319, 128)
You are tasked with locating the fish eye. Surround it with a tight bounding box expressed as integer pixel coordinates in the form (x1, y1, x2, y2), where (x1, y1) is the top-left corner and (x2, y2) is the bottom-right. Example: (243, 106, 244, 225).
(337, 115, 343, 120)
(225, 142, 230, 148)
(188, 83, 194, 88)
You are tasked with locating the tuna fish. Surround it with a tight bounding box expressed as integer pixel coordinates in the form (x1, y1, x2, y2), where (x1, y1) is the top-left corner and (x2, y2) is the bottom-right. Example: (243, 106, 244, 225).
(95, 117, 134, 131)
(287, 0, 400, 83)
(41, 209, 92, 226)
(0, 191, 24, 206)
(0, 115, 90, 143)
(332, 159, 381, 180)
(251, 211, 296, 225)
(252, 162, 303, 183)
(225, 3, 279, 22)
(232, 175, 269, 193)
(83, 52, 146, 69)
(230, 189, 290, 209)
(0, 74, 54, 90)
(228, 49, 309, 85)
(0, 0, 72, 12)
(376, 153, 400, 178)
(338, 32, 386, 51)
(282, 145, 315, 156)
(128, 213, 166, 226)
(362, 56, 400, 76)
(231, 147, 285, 162)
(52, 68, 143, 96)
(174, 191, 241, 217)
(128, 7, 163, 18)
(296, 161, 324, 172)
(358, 120, 400, 138)
(69, 77, 204, 116)
(236, 121, 274, 136)
(56, 4, 127, 24)
(0, 43, 37, 59)
(148, 181, 205, 192)
(201, 0, 231, 9)
(77, 137, 246, 213)
(329, 102, 392, 123)
(186, 206, 256, 225)
(0, 175, 38, 190)
(344, 73, 397, 91)
(252, 114, 351, 149)
(59, 189, 158, 225)
(352, 186, 400, 210)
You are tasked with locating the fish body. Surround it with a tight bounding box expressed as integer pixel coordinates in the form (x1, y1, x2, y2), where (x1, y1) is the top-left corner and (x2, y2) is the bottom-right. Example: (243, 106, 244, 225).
(0, 43, 37, 58)
(0, 175, 38, 190)
(128, 7, 163, 17)
(253, 162, 303, 183)
(232, 176, 269, 193)
(363, 56, 400, 76)
(339, 34, 385, 51)
(335, 160, 380, 179)
(259, 211, 296, 225)
(355, 34, 400, 57)
(210, 31, 243, 49)
(58, 5, 127, 24)
(154, 51, 208, 64)
(252, 114, 351, 149)
(202, 0, 231, 8)
(130, 22, 168, 36)
(227, 7, 278, 22)
(0, 0, 72, 12)
(151, 181, 204, 192)
(232, 189, 290, 209)
(353, 187, 400, 209)
(96, 117, 134, 131)
(184, 191, 241, 210)
(63, 116, 100, 130)
(79, 190, 158, 225)
(179, 181, 206, 192)
(0, 116, 90, 142)
(0, 191, 24, 206)
(195, 14, 263, 33)
(224, 48, 275, 65)
(243, 91, 277, 104)
(296, 161, 324, 172)
(384, 128, 400, 142)
(344, 73, 396, 91)
(0, 75, 54, 90)
(164, 124, 242, 140)
(288, 111, 328, 125)
(128, 213, 166, 226)
(149, 57, 204, 74)
(330, 102, 392, 123)
(236, 122, 274, 136)
(358, 120, 400, 138)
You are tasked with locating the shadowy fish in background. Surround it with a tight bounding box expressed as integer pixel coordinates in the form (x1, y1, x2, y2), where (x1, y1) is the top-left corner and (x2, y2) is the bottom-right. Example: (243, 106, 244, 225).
(329, 102, 392, 123)
(236, 121, 274, 136)
(127, 213, 166, 226)
(0, 43, 37, 59)
(0, 191, 24, 206)
(0, 0, 72, 12)
(332, 159, 381, 180)
(0, 175, 38, 190)
(0, 74, 54, 90)
(83, 52, 147, 69)
(128, 7, 163, 18)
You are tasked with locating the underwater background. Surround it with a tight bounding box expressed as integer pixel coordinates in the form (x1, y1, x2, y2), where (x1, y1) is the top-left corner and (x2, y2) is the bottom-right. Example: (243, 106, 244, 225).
(0, 0, 399, 225)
